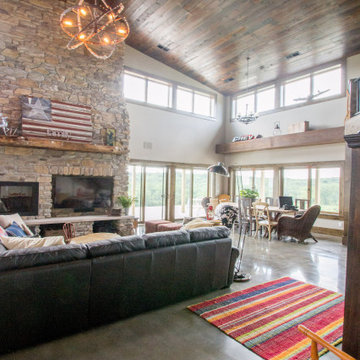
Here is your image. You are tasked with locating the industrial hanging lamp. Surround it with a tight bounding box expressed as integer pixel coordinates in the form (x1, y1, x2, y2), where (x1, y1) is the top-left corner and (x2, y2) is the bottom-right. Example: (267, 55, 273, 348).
(60, 0, 130, 59)
(236, 56, 258, 125)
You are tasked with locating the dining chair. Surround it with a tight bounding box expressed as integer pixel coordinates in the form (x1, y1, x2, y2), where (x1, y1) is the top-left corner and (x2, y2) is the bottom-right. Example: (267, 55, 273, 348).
(63, 223, 75, 243)
(253, 201, 278, 241)
(217, 194, 230, 203)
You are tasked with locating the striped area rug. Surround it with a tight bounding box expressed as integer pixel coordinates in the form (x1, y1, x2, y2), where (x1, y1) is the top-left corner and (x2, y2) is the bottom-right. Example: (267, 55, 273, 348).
(188, 277, 344, 360)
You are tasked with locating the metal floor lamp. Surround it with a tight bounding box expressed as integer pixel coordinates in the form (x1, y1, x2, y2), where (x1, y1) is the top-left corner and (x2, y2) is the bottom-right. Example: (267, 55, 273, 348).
(207, 162, 251, 282)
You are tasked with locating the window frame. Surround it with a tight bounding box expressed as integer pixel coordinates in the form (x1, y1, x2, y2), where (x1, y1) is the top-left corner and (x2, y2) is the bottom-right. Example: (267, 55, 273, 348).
(229, 161, 344, 216)
(124, 66, 217, 121)
(230, 61, 345, 122)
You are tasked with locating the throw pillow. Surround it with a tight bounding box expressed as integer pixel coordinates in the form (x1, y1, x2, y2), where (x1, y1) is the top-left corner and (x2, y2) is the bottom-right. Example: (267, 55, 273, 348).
(0, 236, 65, 250)
(0, 214, 34, 236)
(0, 226, 7, 237)
(5, 222, 27, 237)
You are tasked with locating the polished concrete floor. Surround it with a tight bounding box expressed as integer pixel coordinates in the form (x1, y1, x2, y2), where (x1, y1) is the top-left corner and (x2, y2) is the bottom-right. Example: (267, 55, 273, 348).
(1, 234, 347, 360)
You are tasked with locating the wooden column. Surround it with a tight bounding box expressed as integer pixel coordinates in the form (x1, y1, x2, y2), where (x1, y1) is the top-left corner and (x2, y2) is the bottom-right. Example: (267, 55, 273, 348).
(343, 135, 360, 357)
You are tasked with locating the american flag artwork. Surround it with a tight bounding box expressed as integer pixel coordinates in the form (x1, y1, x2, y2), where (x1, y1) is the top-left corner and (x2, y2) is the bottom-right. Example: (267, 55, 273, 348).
(21, 96, 93, 143)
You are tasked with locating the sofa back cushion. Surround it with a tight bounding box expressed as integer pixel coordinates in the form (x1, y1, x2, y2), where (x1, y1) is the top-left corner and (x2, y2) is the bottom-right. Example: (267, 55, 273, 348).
(143, 229, 190, 249)
(188, 226, 231, 243)
(0, 243, 88, 272)
(86, 235, 145, 258)
(0, 236, 65, 250)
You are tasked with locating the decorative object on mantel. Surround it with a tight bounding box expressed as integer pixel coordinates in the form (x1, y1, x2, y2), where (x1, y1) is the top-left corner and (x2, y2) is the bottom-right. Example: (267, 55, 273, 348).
(232, 134, 255, 142)
(60, 0, 130, 60)
(116, 195, 136, 216)
(0, 114, 17, 137)
(106, 128, 116, 146)
(21, 96, 93, 143)
(273, 121, 281, 136)
(288, 120, 309, 134)
(235, 56, 259, 125)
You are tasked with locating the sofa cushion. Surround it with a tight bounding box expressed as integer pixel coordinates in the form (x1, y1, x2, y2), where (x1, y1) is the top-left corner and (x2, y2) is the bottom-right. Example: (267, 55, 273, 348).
(86, 235, 145, 258)
(0, 243, 88, 272)
(5, 222, 28, 237)
(143, 229, 190, 249)
(0, 214, 33, 236)
(0, 236, 65, 250)
(188, 226, 231, 243)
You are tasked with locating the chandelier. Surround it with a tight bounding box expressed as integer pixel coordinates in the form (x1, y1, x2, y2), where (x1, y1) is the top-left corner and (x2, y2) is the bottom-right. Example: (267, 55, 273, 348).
(236, 56, 258, 125)
(60, 0, 130, 59)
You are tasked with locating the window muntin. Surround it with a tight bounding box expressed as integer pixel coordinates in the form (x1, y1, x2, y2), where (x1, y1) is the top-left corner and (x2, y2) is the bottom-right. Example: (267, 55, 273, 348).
(124, 73, 146, 102)
(283, 75, 311, 106)
(147, 78, 172, 107)
(256, 86, 275, 113)
(313, 66, 342, 99)
(124, 69, 216, 119)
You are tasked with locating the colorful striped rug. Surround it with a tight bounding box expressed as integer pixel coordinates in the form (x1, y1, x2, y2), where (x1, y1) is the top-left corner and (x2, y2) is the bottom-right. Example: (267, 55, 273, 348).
(188, 277, 344, 360)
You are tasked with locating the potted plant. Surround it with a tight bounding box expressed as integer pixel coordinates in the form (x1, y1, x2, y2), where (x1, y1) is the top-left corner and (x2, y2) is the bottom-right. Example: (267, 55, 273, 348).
(239, 188, 259, 201)
(117, 195, 136, 216)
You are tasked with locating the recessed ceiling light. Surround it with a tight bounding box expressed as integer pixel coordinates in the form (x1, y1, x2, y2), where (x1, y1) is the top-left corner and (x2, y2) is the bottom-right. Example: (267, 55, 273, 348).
(285, 51, 300, 60)
(157, 44, 170, 52)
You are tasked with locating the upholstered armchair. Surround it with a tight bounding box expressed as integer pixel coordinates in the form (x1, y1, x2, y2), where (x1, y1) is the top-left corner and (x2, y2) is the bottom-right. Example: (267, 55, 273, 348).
(277, 205, 321, 243)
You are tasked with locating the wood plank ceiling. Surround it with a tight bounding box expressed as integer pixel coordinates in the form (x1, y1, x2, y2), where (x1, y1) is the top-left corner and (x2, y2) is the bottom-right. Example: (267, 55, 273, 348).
(120, 0, 360, 95)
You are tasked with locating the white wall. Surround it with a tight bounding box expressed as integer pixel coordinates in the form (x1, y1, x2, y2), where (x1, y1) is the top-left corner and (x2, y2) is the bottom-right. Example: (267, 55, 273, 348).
(125, 45, 225, 165)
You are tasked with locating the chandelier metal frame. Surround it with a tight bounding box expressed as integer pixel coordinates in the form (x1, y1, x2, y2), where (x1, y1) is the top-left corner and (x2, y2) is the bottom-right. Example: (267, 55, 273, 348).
(60, 0, 130, 59)
(236, 56, 259, 125)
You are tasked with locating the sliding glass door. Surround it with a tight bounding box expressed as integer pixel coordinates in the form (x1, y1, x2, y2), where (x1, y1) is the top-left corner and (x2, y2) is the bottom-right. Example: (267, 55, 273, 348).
(144, 167, 167, 221)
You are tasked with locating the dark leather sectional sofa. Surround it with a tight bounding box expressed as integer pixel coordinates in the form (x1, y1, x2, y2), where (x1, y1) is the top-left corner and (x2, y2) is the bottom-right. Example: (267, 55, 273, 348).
(0, 226, 238, 353)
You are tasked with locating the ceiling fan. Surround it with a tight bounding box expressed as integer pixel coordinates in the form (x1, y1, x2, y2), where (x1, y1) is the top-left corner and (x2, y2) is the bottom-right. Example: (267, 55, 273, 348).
(293, 89, 330, 102)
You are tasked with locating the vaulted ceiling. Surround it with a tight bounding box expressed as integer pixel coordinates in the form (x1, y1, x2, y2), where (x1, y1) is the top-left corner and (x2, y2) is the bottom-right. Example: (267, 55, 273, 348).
(121, 0, 360, 95)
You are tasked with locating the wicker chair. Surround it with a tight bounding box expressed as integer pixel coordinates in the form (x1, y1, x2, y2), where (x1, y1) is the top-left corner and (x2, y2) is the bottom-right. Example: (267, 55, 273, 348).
(277, 205, 321, 243)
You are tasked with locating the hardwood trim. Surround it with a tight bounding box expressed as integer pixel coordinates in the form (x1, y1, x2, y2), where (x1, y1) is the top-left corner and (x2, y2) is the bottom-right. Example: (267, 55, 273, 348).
(312, 227, 343, 237)
(318, 214, 344, 221)
(343, 147, 360, 357)
(0, 136, 127, 155)
(216, 127, 345, 154)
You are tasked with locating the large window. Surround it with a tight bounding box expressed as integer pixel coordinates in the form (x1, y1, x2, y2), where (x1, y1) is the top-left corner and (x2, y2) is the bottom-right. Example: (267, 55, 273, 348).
(176, 87, 215, 118)
(234, 169, 274, 202)
(231, 163, 342, 214)
(231, 63, 343, 120)
(128, 165, 167, 221)
(174, 167, 209, 219)
(124, 69, 216, 119)
(124, 71, 172, 108)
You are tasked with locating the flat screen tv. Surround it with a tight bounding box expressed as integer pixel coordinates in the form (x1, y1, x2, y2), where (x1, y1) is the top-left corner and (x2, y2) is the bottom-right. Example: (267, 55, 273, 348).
(53, 176, 113, 212)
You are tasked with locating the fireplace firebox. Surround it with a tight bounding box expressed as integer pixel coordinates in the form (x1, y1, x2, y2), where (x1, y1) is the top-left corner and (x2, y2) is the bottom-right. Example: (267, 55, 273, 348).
(0, 182, 39, 216)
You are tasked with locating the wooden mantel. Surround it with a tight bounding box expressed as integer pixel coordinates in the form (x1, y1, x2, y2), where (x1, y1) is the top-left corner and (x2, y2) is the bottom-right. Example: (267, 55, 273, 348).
(216, 126, 345, 154)
(0, 136, 128, 155)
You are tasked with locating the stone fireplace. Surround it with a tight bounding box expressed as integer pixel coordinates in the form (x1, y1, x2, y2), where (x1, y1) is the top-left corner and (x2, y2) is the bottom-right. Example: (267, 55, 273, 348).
(0, 0, 133, 235)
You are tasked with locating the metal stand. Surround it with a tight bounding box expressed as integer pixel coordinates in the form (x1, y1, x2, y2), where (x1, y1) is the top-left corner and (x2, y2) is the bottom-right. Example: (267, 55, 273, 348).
(233, 222, 251, 282)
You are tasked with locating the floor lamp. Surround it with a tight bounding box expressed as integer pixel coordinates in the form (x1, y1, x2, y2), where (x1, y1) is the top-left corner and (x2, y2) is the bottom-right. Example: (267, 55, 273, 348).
(207, 163, 250, 282)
